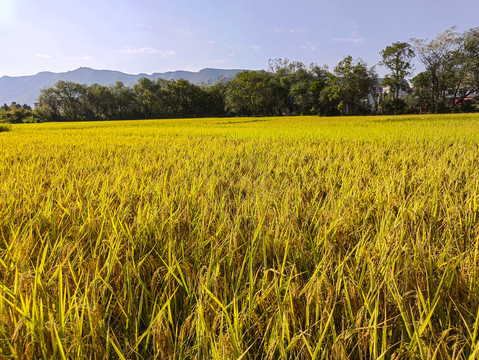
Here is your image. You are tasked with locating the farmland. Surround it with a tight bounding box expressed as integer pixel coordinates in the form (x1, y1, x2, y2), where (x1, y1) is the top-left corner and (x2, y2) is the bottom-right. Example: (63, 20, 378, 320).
(1, 114, 479, 358)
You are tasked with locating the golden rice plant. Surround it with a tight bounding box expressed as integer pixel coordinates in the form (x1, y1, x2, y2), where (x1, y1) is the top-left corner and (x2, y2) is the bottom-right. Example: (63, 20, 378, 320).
(0, 114, 479, 359)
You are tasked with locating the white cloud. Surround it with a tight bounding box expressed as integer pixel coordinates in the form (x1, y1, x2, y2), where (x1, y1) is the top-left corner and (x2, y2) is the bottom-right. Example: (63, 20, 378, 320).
(301, 42, 316, 51)
(274, 28, 306, 34)
(210, 59, 228, 65)
(119, 47, 176, 56)
(331, 19, 365, 43)
(160, 50, 176, 56)
(135, 24, 153, 30)
(331, 37, 365, 43)
(120, 47, 160, 55)
(34, 54, 53, 59)
(68, 55, 92, 61)
(290, 28, 305, 34)
(229, 45, 260, 51)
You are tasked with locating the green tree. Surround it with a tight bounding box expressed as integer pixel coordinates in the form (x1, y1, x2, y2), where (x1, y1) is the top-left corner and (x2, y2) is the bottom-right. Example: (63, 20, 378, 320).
(0, 102, 39, 123)
(38, 81, 88, 121)
(268, 59, 329, 115)
(448, 27, 479, 111)
(379, 94, 407, 114)
(268, 59, 302, 114)
(86, 84, 115, 120)
(329, 56, 377, 115)
(111, 82, 135, 119)
(411, 71, 433, 113)
(411, 26, 479, 113)
(57, 81, 88, 120)
(225, 71, 277, 116)
(379, 42, 415, 102)
(288, 63, 328, 115)
(164, 79, 203, 118)
(133, 78, 161, 119)
(411, 27, 460, 113)
(201, 80, 227, 117)
(38, 87, 61, 121)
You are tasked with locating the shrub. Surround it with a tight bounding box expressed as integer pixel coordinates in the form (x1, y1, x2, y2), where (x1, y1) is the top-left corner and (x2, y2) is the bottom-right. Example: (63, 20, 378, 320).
(22, 115, 44, 123)
(380, 95, 406, 114)
(0, 123, 12, 132)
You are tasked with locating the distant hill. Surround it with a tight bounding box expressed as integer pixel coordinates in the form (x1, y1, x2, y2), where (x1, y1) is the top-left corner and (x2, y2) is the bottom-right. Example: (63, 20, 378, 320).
(0, 67, 243, 106)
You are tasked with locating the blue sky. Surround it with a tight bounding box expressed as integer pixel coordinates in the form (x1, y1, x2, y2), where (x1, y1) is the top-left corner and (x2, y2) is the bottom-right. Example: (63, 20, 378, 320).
(0, 0, 478, 77)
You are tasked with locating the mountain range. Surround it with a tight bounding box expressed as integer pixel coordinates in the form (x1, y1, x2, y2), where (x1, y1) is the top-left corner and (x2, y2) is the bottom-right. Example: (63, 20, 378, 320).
(0, 67, 243, 107)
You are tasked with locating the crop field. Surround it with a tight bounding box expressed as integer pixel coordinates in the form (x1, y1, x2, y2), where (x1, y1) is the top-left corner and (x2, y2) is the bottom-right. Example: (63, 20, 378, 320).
(2, 114, 479, 359)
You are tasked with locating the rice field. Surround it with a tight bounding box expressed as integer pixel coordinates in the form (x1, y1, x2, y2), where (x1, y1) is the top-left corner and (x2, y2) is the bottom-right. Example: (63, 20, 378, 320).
(1, 114, 479, 359)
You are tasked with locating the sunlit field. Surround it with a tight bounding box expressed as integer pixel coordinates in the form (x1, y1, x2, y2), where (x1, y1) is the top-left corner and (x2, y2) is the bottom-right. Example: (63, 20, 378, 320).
(2, 114, 479, 359)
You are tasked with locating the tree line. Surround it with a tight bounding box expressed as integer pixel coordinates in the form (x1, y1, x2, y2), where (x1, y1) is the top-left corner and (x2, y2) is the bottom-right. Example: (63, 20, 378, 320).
(0, 102, 41, 124)
(2, 26, 478, 123)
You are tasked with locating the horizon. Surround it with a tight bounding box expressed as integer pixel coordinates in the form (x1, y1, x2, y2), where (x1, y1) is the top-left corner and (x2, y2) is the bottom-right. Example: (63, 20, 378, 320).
(1, 0, 478, 78)
(0, 66, 248, 79)
(0, 66, 404, 84)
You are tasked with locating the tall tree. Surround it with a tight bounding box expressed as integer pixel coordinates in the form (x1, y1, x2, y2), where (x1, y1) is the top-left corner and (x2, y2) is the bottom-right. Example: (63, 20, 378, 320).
(225, 71, 277, 116)
(201, 80, 227, 117)
(268, 58, 329, 115)
(448, 27, 479, 110)
(379, 42, 415, 100)
(329, 56, 377, 115)
(38, 87, 61, 121)
(165, 79, 203, 118)
(86, 84, 115, 120)
(268, 59, 303, 114)
(111, 82, 135, 119)
(53, 80, 88, 121)
(133, 78, 160, 119)
(411, 27, 460, 113)
(288, 63, 328, 115)
(412, 71, 433, 113)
